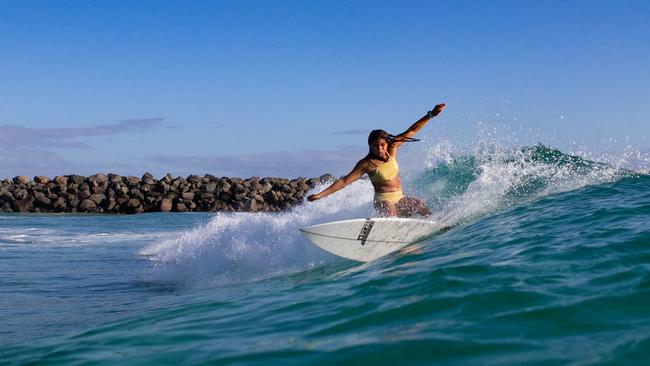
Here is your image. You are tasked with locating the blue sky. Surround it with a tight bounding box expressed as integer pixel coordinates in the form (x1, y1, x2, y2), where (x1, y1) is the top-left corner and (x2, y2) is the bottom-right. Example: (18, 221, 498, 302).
(1, 0, 648, 178)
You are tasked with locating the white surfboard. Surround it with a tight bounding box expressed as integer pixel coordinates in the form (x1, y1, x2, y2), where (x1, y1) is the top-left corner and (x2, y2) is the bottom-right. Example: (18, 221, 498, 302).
(299, 218, 442, 262)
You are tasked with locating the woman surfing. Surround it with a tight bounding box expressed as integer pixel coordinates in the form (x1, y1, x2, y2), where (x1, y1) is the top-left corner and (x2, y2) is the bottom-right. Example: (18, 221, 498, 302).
(307, 103, 446, 217)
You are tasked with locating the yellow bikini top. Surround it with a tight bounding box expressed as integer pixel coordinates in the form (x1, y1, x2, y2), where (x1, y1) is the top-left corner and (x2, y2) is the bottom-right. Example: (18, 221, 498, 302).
(369, 157, 399, 184)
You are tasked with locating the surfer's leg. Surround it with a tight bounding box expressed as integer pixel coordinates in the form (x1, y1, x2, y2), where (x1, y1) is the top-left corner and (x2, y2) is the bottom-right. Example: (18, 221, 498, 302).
(396, 197, 432, 217)
(374, 200, 397, 217)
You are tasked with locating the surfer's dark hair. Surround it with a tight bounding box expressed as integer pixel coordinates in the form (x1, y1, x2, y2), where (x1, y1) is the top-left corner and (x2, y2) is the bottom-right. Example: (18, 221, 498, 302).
(367, 129, 421, 145)
(368, 129, 391, 144)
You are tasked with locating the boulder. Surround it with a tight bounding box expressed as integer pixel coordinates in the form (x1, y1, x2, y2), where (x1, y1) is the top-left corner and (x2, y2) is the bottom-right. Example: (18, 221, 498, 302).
(205, 182, 217, 193)
(244, 198, 258, 212)
(319, 173, 335, 183)
(298, 182, 310, 192)
(260, 182, 273, 193)
(88, 174, 108, 184)
(131, 189, 144, 200)
(68, 196, 80, 208)
(0, 191, 14, 203)
(34, 192, 52, 206)
(232, 182, 246, 194)
(78, 190, 92, 200)
(30, 183, 45, 193)
(187, 175, 201, 184)
(126, 176, 141, 186)
(89, 194, 106, 205)
(108, 174, 123, 184)
(175, 202, 188, 212)
(157, 182, 170, 192)
(116, 196, 130, 206)
(53, 197, 67, 211)
(78, 199, 97, 211)
(52, 184, 66, 194)
(13, 176, 30, 185)
(13, 189, 28, 201)
(13, 199, 34, 212)
(68, 175, 86, 185)
(53, 176, 69, 186)
(162, 173, 174, 183)
(105, 197, 117, 211)
(34, 176, 50, 184)
(160, 198, 173, 212)
(147, 190, 161, 198)
(200, 192, 214, 200)
(142, 172, 155, 185)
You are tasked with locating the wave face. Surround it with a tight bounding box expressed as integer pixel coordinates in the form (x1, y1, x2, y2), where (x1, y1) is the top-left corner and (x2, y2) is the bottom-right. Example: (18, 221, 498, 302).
(1, 145, 649, 365)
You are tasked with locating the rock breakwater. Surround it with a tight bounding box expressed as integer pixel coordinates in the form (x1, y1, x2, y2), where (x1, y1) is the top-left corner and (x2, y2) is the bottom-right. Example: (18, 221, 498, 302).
(0, 173, 335, 214)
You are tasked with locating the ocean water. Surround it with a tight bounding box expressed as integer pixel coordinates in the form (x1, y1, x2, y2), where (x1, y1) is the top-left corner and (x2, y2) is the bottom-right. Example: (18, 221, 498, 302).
(1, 145, 649, 365)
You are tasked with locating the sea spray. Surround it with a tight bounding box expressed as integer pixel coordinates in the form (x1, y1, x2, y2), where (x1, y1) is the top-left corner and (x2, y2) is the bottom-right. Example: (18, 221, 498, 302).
(140, 179, 376, 287)
(418, 144, 630, 227)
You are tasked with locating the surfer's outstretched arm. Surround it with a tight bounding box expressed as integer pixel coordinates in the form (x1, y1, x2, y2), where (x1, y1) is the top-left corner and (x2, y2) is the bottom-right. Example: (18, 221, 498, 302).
(307, 161, 366, 202)
(391, 103, 446, 148)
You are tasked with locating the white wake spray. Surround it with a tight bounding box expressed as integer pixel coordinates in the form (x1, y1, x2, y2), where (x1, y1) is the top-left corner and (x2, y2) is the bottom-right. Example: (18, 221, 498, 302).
(139, 179, 375, 287)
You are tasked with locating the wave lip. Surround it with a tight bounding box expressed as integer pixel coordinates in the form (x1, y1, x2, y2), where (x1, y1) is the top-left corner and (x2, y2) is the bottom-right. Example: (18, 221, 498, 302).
(421, 144, 634, 226)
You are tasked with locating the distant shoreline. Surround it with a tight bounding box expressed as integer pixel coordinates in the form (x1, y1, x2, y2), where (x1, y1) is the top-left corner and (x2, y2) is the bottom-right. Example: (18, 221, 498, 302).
(0, 173, 335, 214)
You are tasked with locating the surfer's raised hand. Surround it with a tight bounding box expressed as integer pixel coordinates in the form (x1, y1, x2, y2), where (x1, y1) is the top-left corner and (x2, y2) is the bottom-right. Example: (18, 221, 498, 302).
(430, 103, 446, 117)
(390, 102, 447, 148)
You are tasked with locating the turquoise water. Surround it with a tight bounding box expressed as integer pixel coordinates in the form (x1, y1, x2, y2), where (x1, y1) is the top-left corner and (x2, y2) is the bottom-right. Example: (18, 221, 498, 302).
(1, 146, 649, 365)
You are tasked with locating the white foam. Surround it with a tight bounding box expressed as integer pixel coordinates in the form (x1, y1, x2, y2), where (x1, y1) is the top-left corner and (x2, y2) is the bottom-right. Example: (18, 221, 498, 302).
(0, 226, 168, 247)
(140, 180, 375, 287)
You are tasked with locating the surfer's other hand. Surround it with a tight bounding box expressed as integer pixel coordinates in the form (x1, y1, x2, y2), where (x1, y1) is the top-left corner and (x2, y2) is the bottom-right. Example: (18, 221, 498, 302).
(307, 194, 319, 202)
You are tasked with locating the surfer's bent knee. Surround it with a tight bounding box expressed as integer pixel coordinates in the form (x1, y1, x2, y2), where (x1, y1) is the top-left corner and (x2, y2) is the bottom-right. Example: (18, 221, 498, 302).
(395, 196, 431, 218)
